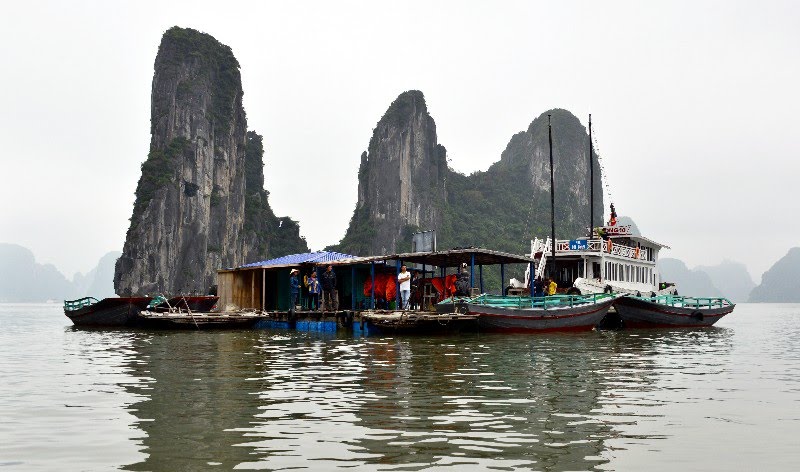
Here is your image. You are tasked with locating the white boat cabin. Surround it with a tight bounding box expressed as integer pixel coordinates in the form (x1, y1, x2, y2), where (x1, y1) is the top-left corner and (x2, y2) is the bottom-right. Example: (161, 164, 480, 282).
(531, 225, 675, 296)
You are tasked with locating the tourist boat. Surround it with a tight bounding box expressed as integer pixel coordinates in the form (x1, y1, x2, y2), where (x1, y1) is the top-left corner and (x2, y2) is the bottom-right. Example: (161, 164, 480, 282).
(464, 293, 618, 332)
(63, 296, 151, 327)
(517, 115, 677, 299)
(528, 223, 677, 297)
(614, 294, 735, 328)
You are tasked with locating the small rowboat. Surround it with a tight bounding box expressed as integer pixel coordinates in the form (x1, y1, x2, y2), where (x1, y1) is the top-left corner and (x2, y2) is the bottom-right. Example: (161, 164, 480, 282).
(465, 293, 618, 332)
(614, 294, 735, 328)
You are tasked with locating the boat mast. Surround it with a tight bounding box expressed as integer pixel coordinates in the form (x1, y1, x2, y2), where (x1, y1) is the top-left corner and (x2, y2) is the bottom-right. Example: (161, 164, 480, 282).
(548, 114, 557, 282)
(589, 114, 594, 235)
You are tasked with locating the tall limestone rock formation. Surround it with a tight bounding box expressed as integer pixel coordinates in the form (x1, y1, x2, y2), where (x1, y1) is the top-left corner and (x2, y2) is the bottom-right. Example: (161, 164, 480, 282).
(332, 91, 603, 258)
(334, 91, 448, 255)
(115, 27, 307, 296)
(442, 109, 604, 253)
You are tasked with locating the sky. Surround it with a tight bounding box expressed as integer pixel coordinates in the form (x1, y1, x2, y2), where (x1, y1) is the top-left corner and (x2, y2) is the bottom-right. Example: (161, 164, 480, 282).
(1, 0, 798, 283)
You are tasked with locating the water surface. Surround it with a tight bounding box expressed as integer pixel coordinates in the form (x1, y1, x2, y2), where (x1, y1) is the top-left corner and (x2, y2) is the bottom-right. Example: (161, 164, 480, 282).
(1, 303, 799, 470)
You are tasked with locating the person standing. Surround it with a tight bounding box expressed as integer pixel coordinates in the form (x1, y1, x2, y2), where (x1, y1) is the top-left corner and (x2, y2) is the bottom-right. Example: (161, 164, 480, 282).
(547, 278, 558, 296)
(289, 269, 300, 310)
(398, 265, 411, 310)
(307, 271, 321, 311)
(533, 276, 544, 297)
(321, 265, 338, 312)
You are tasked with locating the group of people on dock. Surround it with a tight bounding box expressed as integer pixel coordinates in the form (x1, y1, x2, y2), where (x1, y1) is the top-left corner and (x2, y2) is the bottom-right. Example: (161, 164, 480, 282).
(290, 265, 339, 312)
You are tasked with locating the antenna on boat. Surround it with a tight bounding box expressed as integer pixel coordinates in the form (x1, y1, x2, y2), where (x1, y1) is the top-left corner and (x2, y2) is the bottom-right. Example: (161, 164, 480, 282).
(548, 114, 557, 283)
(589, 114, 594, 237)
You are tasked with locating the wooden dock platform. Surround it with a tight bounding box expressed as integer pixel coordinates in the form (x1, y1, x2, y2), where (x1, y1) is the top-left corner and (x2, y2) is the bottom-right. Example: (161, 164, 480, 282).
(135, 308, 477, 334)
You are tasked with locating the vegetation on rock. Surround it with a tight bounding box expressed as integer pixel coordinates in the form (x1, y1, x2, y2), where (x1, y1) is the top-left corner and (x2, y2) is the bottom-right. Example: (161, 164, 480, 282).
(129, 136, 190, 229)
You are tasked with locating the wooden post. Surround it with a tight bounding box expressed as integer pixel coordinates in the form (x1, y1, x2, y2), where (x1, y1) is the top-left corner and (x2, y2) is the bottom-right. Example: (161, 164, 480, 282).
(479, 264, 483, 294)
(529, 262, 534, 298)
(500, 264, 505, 296)
(370, 262, 375, 309)
(470, 253, 475, 290)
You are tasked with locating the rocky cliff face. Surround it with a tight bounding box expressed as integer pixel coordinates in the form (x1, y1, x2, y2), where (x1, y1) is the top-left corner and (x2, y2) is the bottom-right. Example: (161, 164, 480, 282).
(332, 92, 603, 257)
(334, 91, 448, 255)
(115, 27, 306, 296)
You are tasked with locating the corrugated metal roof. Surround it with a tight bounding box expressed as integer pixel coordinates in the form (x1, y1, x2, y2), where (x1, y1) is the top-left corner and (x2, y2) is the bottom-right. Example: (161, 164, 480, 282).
(237, 251, 357, 269)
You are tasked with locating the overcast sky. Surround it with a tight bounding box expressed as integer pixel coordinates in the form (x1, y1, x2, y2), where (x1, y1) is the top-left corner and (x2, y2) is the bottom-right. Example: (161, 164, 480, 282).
(1, 0, 798, 282)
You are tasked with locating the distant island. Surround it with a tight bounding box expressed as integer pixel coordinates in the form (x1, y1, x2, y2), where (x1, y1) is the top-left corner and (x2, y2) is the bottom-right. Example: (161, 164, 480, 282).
(0, 243, 118, 302)
(658, 258, 755, 303)
(748, 248, 800, 302)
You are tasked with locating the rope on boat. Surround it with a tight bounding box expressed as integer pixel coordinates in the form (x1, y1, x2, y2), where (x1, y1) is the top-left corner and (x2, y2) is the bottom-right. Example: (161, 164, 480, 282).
(590, 122, 615, 219)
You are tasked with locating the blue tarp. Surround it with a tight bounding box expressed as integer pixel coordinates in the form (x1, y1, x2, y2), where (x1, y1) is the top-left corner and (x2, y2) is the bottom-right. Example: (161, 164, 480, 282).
(237, 251, 356, 269)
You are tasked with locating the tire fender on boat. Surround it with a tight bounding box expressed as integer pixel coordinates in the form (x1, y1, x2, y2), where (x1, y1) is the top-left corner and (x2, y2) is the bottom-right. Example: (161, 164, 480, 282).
(604, 285, 613, 294)
(690, 311, 704, 321)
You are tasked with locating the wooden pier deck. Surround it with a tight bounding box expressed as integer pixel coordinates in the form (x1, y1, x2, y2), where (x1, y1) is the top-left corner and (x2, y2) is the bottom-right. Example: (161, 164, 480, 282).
(135, 308, 477, 333)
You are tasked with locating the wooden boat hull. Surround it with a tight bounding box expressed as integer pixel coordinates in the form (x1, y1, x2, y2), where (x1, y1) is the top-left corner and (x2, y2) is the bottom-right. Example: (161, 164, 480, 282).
(65, 297, 151, 327)
(615, 296, 734, 328)
(362, 311, 479, 334)
(152, 296, 219, 312)
(468, 297, 616, 332)
(136, 311, 264, 330)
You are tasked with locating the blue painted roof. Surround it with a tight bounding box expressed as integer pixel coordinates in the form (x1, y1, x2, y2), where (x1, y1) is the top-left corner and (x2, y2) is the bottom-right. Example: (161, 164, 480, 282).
(238, 251, 357, 269)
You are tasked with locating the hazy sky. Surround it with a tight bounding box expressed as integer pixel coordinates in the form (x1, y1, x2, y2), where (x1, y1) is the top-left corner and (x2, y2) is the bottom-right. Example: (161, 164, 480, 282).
(1, 0, 798, 283)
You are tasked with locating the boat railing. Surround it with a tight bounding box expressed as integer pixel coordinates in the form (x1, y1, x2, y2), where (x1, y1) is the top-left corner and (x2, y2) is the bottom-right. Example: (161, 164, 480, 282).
(64, 297, 100, 311)
(554, 239, 649, 261)
(468, 292, 616, 310)
(641, 294, 733, 309)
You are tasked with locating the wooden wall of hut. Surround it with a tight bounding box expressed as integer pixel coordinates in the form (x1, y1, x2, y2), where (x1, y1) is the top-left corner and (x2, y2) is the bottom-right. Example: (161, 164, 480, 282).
(217, 269, 265, 310)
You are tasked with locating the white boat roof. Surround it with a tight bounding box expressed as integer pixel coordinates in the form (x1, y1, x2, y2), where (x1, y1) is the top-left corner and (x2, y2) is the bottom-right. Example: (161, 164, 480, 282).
(610, 234, 670, 249)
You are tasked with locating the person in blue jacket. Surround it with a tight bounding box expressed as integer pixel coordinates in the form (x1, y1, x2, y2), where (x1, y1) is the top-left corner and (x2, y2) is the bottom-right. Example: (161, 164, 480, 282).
(307, 271, 321, 311)
(289, 268, 300, 310)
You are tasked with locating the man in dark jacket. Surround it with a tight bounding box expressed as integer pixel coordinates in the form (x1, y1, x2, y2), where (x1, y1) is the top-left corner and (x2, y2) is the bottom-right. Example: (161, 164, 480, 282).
(321, 265, 338, 312)
(533, 276, 544, 297)
(289, 268, 300, 311)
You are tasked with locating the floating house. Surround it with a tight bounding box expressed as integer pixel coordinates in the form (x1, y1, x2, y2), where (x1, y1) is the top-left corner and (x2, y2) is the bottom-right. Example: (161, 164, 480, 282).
(216, 248, 536, 313)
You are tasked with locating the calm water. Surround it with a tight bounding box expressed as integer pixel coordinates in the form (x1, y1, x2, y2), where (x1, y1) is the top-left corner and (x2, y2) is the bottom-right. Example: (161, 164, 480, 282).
(1, 303, 799, 471)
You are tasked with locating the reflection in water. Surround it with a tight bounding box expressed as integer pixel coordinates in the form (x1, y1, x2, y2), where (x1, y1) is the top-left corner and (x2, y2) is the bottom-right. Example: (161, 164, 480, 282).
(230, 333, 651, 471)
(121, 331, 266, 470)
(112, 327, 737, 471)
(7, 304, 795, 470)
